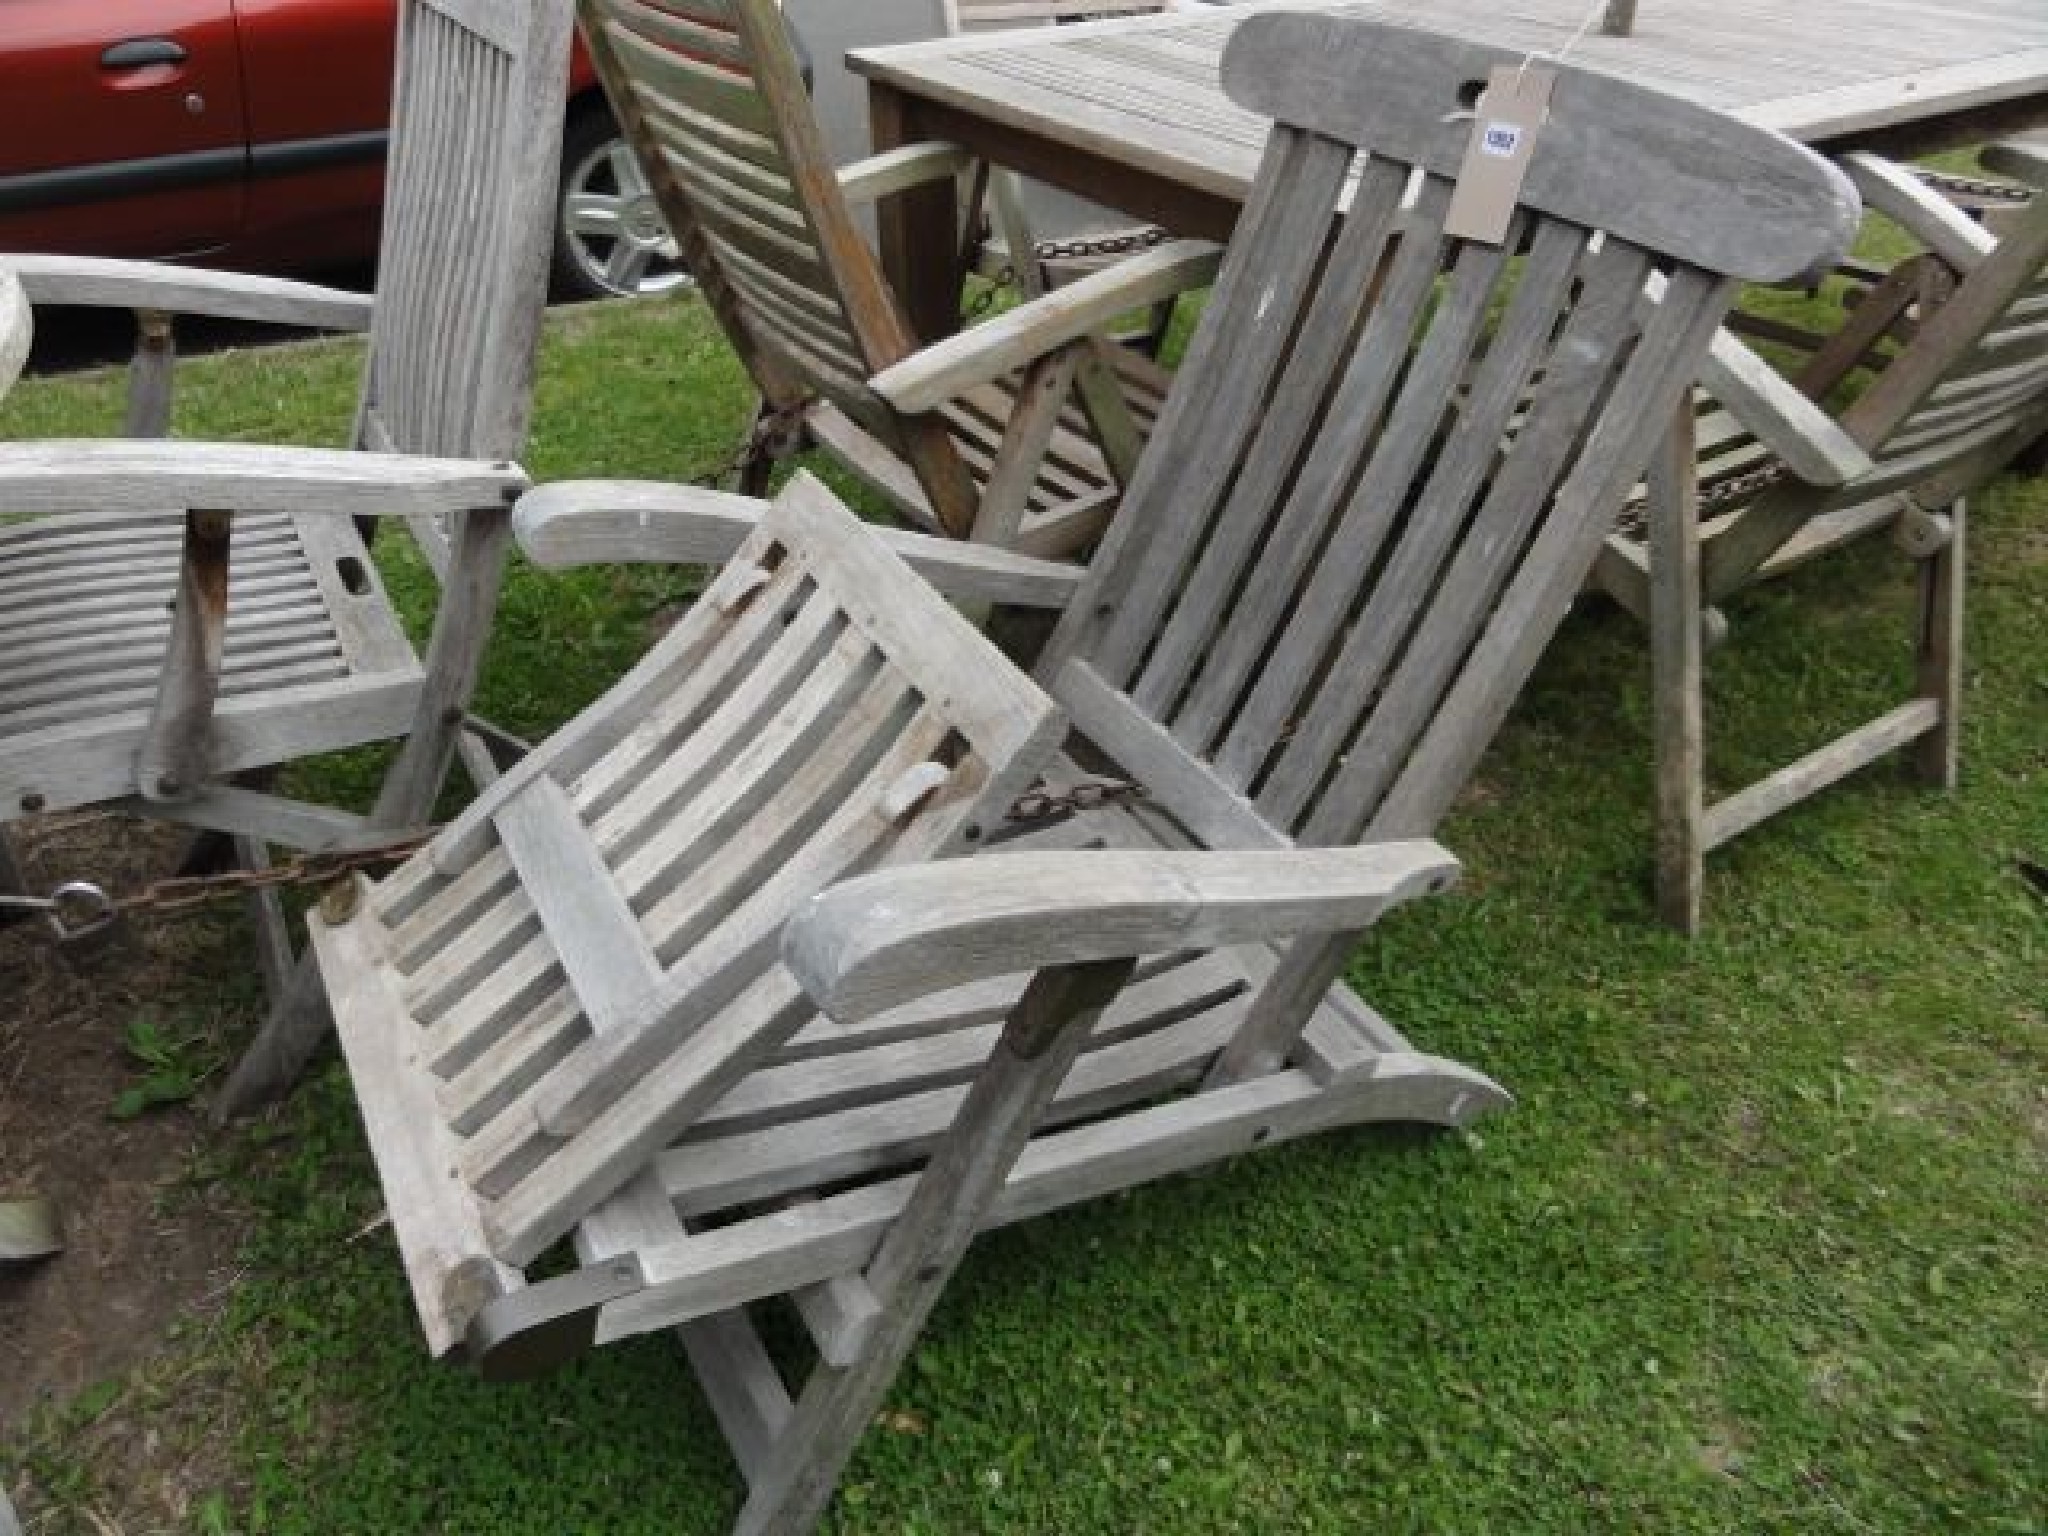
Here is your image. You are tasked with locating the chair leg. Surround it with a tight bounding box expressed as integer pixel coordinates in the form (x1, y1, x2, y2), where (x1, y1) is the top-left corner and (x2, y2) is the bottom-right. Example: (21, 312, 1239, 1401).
(1649, 407, 1706, 935)
(729, 959, 1133, 1536)
(0, 828, 29, 929)
(214, 952, 330, 1118)
(235, 835, 299, 1007)
(1912, 497, 1965, 788)
(737, 440, 777, 500)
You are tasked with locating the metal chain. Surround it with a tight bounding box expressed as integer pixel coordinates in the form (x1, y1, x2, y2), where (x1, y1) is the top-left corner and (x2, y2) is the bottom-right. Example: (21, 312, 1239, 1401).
(112, 833, 435, 917)
(1032, 225, 1171, 264)
(1615, 460, 1790, 539)
(1912, 168, 2034, 206)
(0, 830, 434, 942)
(6, 773, 1147, 945)
(689, 396, 815, 491)
(964, 226, 1172, 323)
(1005, 778, 1145, 827)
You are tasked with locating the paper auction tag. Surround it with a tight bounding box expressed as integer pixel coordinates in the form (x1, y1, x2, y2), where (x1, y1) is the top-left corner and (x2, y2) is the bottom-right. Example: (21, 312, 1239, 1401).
(1443, 63, 1556, 246)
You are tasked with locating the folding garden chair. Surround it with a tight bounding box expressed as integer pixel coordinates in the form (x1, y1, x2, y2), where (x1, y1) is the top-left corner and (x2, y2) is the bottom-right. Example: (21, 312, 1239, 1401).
(303, 13, 1857, 1532)
(0, 0, 573, 1088)
(573, 0, 1215, 555)
(1591, 139, 2048, 930)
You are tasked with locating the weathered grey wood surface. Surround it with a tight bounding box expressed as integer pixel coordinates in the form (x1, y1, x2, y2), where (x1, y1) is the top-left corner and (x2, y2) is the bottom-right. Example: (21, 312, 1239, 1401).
(4, 255, 373, 331)
(313, 13, 1859, 1534)
(513, 480, 1086, 608)
(1622, 151, 2048, 931)
(573, 0, 1193, 556)
(317, 475, 1066, 1345)
(0, 0, 575, 1122)
(854, 0, 2048, 251)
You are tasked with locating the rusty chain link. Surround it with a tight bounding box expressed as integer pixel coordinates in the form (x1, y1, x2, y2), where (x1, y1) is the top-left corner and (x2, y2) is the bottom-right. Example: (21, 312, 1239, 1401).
(1912, 168, 2034, 206)
(964, 224, 1174, 322)
(109, 833, 435, 918)
(689, 396, 815, 491)
(1005, 778, 1146, 827)
(1615, 460, 1791, 540)
(0, 830, 434, 946)
(8, 773, 1148, 948)
(1032, 225, 1171, 264)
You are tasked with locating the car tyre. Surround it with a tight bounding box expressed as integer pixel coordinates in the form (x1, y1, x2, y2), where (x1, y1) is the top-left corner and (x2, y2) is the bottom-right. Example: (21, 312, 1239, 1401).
(551, 104, 689, 301)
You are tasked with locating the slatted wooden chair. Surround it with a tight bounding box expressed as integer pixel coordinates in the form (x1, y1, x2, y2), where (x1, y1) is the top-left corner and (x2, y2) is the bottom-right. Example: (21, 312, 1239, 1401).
(305, 14, 1856, 1533)
(0, 0, 572, 1021)
(574, 0, 1215, 556)
(1590, 139, 2048, 931)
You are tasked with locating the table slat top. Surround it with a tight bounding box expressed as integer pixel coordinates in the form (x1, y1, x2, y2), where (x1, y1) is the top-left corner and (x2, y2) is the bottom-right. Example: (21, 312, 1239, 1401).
(852, 0, 2048, 201)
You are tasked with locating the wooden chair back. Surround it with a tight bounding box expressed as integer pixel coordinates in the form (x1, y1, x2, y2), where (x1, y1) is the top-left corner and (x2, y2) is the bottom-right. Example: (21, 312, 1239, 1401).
(574, 0, 934, 441)
(1037, 11, 1858, 1068)
(362, 0, 576, 476)
(1700, 186, 2048, 597)
(1833, 192, 2048, 500)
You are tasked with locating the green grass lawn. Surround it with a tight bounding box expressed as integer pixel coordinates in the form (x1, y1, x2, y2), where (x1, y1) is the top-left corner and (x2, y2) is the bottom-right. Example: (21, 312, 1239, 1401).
(1, 289, 2043, 1535)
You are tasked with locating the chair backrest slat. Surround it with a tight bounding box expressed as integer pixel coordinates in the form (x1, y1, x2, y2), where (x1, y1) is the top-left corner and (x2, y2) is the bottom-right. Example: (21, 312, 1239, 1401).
(579, 0, 925, 436)
(1848, 197, 2048, 475)
(1080, 126, 1359, 688)
(367, 0, 572, 465)
(1039, 13, 1858, 860)
(1251, 219, 1616, 833)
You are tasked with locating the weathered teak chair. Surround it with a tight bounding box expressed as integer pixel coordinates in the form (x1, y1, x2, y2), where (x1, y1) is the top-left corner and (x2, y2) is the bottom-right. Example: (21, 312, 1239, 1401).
(307, 14, 1855, 1533)
(574, 0, 1215, 555)
(0, 0, 573, 999)
(1591, 139, 2048, 931)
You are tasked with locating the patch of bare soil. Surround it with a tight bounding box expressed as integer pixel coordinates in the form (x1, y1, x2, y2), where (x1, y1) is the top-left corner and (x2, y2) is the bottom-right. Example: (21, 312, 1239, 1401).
(1, 814, 256, 1473)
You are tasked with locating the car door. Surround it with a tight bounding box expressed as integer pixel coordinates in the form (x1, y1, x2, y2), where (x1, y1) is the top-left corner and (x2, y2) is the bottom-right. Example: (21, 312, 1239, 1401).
(0, 0, 249, 258)
(232, 0, 396, 275)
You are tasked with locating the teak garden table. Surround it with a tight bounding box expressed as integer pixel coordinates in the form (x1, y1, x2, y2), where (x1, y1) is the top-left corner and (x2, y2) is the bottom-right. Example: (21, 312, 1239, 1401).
(851, 0, 2048, 338)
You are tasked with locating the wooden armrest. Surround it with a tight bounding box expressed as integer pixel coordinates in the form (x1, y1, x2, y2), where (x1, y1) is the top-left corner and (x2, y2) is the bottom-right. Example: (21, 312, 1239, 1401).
(514, 479, 1083, 608)
(0, 440, 524, 518)
(871, 239, 1222, 414)
(784, 843, 1459, 1023)
(1700, 330, 1872, 487)
(836, 142, 973, 206)
(3, 254, 373, 331)
(1840, 155, 1996, 273)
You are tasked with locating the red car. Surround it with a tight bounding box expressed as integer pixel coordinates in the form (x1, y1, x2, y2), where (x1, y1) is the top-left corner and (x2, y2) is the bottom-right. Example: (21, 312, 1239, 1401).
(0, 0, 685, 300)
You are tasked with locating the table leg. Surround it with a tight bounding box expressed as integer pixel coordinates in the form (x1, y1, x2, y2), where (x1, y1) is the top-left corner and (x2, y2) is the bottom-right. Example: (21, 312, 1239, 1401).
(868, 80, 967, 345)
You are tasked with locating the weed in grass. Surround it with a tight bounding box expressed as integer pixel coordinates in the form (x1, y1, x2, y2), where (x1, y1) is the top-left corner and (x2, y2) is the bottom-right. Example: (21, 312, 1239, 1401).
(110, 1012, 222, 1120)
